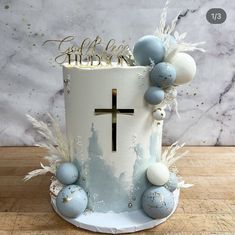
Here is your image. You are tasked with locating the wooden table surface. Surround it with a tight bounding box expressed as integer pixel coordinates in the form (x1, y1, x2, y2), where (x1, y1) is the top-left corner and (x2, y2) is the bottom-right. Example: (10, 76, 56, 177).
(0, 147, 235, 235)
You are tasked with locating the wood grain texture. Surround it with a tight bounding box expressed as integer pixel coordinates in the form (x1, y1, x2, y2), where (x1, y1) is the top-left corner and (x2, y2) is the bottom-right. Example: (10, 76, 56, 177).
(0, 146, 234, 234)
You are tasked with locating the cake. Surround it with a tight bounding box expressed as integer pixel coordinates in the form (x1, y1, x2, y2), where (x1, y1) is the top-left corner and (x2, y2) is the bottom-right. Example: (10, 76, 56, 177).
(63, 62, 162, 213)
(25, 1, 205, 233)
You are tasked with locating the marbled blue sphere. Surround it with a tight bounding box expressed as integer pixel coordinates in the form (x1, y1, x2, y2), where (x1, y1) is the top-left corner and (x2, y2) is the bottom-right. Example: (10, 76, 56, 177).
(150, 62, 176, 89)
(142, 186, 175, 219)
(56, 162, 79, 185)
(144, 86, 165, 105)
(133, 35, 165, 66)
(164, 172, 179, 192)
(56, 185, 88, 218)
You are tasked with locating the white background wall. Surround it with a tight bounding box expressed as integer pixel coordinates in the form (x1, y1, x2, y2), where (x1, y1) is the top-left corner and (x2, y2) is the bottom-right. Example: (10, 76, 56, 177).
(0, 0, 234, 146)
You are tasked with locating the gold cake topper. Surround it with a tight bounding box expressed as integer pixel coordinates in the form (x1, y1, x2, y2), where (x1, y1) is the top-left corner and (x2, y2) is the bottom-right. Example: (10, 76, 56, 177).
(43, 36, 135, 66)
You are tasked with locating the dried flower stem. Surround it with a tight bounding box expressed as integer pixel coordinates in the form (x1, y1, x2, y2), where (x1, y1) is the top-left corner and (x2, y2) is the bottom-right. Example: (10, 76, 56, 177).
(24, 114, 72, 181)
(154, 0, 205, 58)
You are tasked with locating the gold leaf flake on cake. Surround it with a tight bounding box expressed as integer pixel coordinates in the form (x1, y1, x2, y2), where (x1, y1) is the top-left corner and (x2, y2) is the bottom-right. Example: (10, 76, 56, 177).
(63, 196, 72, 203)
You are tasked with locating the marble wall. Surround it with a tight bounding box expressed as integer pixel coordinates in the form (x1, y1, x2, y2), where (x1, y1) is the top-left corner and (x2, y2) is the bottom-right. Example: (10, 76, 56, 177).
(0, 0, 234, 146)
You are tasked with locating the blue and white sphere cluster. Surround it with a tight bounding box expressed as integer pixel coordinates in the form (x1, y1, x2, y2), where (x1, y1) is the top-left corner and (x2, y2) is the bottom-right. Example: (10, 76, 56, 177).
(142, 186, 175, 219)
(56, 162, 79, 185)
(55, 162, 88, 218)
(56, 185, 88, 218)
(142, 161, 179, 219)
(133, 34, 197, 115)
(133, 35, 166, 106)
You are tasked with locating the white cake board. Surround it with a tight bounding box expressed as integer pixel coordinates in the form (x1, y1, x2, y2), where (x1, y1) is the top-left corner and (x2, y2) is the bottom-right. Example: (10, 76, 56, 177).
(51, 189, 180, 234)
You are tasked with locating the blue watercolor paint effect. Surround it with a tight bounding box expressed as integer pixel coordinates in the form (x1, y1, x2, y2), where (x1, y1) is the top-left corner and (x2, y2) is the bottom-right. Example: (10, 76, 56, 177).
(88, 123, 103, 156)
(149, 132, 161, 162)
(131, 144, 153, 210)
(134, 143, 144, 159)
(131, 132, 162, 209)
(84, 124, 129, 212)
(73, 125, 162, 213)
(73, 158, 89, 194)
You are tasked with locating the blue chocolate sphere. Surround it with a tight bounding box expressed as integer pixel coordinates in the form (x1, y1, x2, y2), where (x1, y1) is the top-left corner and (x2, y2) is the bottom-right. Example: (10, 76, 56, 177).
(56, 185, 88, 218)
(133, 35, 165, 66)
(164, 172, 179, 192)
(56, 162, 79, 185)
(150, 62, 176, 89)
(142, 186, 175, 219)
(144, 86, 165, 105)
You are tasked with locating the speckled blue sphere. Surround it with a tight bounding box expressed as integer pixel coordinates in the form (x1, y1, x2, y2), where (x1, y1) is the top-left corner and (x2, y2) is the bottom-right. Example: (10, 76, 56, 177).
(142, 186, 175, 219)
(133, 35, 165, 66)
(56, 162, 79, 185)
(144, 86, 165, 105)
(56, 185, 88, 218)
(150, 62, 176, 89)
(164, 172, 179, 192)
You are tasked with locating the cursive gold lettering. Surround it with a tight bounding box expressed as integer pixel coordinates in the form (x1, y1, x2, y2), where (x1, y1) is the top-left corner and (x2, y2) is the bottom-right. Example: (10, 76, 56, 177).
(43, 36, 133, 65)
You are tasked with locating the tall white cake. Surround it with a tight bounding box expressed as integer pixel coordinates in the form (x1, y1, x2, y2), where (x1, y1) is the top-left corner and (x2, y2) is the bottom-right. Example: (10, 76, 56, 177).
(63, 63, 163, 213)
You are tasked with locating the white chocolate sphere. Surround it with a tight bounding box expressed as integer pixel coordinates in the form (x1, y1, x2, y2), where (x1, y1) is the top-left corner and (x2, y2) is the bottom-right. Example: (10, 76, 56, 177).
(147, 162, 170, 186)
(153, 108, 166, 120)
(167, 52, 196, 85)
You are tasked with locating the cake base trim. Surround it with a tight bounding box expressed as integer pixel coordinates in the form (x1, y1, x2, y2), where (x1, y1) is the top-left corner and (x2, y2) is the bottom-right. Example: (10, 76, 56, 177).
(51, 189, 180, 234)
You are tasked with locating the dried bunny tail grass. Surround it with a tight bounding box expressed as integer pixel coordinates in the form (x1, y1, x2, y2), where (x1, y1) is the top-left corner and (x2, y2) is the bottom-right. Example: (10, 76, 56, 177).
(26, 114, 55, 144)
(161, 141, 189, 167)
(47, 113, 71, 162)
(160, 87, 180, 118)
(154, 0, 181, 44)
(178, 181, 194, 188)
(160, 141, 193, 189)
(173, 31, 206, 51)
(24, 113, 73, 181)
(165, 98, 180, 118)
(165, 40, 206, 61)
(166, 13, 180, 36)
(169, 164, 178, 174)
(24, 163, 55, 181)
(153, 0, 206, 57)
(174, 99, 180, 118)
(27, 113, 71, 162)
(174, 31, 187, 41)
(44, 154, 61, 165)
(154, 0, 170, 40)
(35, 142, 59, 157)
(177, 41, 206, 52)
